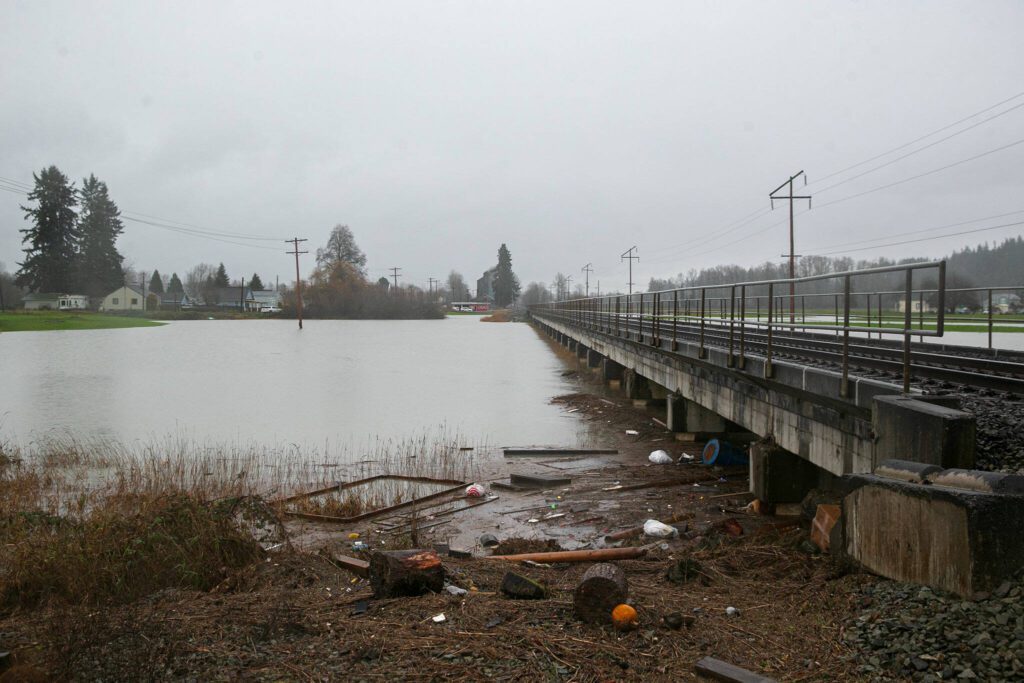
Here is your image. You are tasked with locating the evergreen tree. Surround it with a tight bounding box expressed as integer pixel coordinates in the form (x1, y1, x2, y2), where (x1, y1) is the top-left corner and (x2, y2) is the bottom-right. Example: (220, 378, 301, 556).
(149, 269, 164, 294)
(249, 272, 264, 290)
(16, 166, 79, 293)
(75, 174, 125, 298)
(214, 263, 230, 287)
(167, 272, 184, 294)
(492, 243, 521, 307)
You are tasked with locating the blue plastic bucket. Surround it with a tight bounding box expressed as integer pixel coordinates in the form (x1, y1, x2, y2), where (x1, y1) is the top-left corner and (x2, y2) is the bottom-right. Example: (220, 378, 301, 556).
(702, 439, 748, 467)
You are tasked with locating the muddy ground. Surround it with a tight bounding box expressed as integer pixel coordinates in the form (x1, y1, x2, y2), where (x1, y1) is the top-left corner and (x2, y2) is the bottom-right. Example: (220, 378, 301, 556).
(0, 329, 947, 681)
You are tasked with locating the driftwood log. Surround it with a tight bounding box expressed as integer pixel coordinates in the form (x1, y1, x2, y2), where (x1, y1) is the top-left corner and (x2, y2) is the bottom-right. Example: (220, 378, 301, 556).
(486, 546, 646, 563)
(573, 562, 628, 624)
(368, 549, 444, 598)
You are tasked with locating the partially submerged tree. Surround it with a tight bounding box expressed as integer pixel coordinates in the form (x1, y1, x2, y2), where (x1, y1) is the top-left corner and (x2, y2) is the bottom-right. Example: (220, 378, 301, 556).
(316, 224, 367, 275)
(76, 174, 125, 298)
(16, 166, 79, 293)
(492, 244, 520, 307)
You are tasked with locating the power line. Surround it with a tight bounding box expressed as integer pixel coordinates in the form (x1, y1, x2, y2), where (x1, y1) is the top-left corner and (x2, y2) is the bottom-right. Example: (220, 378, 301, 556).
(389, 267, 402, 289)
(814, 137, 1024, 210)
(803, 208, 1024, 253)
(581, 263, 593, 297)
(769, 170, 811, 323)
(811, 101, 1024, 196)
(812, 219, 1024, 256)
(810, 89, 1024, 186)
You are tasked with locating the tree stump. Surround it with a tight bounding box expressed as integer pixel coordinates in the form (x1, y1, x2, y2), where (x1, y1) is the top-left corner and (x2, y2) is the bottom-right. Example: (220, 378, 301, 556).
(573, 562, 628, 623)
(368, 549, 444, 598)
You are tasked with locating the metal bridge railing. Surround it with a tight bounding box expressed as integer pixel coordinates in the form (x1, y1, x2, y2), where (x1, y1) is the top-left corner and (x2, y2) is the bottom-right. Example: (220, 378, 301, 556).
(531, 261, 952, 395)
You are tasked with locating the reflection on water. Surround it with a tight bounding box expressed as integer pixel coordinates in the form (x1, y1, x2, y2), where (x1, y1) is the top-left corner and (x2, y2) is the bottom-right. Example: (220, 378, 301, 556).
(0, 316, 591, 451)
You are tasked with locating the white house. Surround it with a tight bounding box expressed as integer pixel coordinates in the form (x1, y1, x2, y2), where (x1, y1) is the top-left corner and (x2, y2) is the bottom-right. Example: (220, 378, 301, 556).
(246, 289, 282, 312)
(895, 298, 932, 313)
(99, 285, 145, 311)
(23, 293, 89, 310)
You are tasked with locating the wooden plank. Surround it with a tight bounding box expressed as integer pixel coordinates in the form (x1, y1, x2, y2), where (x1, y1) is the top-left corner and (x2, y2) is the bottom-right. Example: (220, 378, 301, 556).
(510, 473, 572, 489)
(325, 553, 369, 578)
(503, 448, 618, 457)
(694, 657, 778, 683)
(486, 547, 646, 563)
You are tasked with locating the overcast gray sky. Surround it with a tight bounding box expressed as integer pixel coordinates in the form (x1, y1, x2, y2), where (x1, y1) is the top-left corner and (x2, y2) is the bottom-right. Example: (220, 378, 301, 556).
(2, 0, 1023, 292)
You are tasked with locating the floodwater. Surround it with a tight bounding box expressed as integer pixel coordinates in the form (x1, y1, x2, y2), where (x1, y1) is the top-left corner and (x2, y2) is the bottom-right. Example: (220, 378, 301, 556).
(0, 316, 590, 450)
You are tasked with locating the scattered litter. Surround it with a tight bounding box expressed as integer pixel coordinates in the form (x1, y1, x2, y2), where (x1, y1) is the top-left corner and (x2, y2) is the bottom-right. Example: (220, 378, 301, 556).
(431, 613, 447, 623)
(643, 519, 679, 538)
(725, 606, 740, 617)
(501, 571, 549, 600)
(445, 584, 468, 596)
(479, 533, 500, 548)
(527, 518, 539, 523)
(625, 430, 640, 436)
(678, 453, 695, 462)
(648, 450, 673, 465)
(465, 483, 486, 497)
(351, 600, 369, 615)
(347, 532, 360, 540)
(352, 541, 369, 551)
(611, 603, 639, 631)
(484, 616, 505, 629)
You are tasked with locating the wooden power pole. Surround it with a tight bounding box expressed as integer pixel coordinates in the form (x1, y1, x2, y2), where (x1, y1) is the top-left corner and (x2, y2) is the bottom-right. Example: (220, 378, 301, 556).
(286, 238, 308, 329)
(769, 171, 811, 324)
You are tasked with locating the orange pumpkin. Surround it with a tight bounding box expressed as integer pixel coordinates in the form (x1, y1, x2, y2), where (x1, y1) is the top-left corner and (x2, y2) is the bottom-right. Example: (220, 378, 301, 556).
(611, 603, 638, 630)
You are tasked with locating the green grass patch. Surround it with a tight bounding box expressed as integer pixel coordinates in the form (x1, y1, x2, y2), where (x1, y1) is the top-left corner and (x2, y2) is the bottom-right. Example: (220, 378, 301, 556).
(0, 311, 164, 332)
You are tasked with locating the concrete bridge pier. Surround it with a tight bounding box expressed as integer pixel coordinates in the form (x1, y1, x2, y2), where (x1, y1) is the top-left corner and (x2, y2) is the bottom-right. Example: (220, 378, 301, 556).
(602, 358, 624, 389)
(622, 368, 652, 401)
(586, 348, 603, 369)
(666, 393, 728, 435)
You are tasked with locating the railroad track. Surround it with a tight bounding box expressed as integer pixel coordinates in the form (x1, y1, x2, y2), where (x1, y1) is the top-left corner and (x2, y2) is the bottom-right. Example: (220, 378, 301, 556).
(539, 312, 1024, 395)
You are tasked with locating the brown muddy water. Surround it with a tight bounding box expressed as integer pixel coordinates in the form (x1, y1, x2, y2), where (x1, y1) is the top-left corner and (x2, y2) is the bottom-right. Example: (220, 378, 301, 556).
(0, 315, 594, 454)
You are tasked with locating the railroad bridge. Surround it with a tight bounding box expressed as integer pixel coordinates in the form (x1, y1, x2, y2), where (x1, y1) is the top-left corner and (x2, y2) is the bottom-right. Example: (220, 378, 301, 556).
(530, 261, 1024, 595)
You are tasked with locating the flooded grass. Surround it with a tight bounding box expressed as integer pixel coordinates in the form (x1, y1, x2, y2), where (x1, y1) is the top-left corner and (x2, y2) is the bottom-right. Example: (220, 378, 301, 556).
(0, 429, 481, 609)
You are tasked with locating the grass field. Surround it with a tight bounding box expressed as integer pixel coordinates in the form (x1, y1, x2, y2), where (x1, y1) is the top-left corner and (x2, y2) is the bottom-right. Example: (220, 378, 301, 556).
(0, 311, 165, 332)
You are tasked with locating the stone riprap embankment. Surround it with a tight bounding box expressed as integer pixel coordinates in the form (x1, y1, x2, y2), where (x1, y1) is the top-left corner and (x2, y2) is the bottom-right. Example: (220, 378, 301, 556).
(844, 573, 1024, 681)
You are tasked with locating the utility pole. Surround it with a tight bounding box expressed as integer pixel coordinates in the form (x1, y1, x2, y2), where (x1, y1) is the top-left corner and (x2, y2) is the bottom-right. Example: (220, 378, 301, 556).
(428, 277, 439, 297)
(389, 266, 402, 290)
(286, 238, 308, 329)
(769, 170, 811, 324)
(621, 246, 638, 295)
(581, 263, 593, 297)
(566, 275, 574, 299)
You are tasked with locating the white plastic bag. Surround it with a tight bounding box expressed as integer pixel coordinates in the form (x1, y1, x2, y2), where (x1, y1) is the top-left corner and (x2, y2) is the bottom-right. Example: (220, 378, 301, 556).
(648, 450, 673, 464)
(643, 519, 679, 538)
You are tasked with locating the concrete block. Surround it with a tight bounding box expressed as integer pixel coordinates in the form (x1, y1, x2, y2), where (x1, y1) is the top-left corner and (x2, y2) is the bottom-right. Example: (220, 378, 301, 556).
(749, 441, 820, 504)
(842, 474, 1024, 596)
(873, 395, 976, 469)
(874, 459, 944, 484)
(929, 469, 1024, 495)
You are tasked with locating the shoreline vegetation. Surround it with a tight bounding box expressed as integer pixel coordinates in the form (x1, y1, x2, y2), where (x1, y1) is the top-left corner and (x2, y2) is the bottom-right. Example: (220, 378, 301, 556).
(0, 430, 478, 612)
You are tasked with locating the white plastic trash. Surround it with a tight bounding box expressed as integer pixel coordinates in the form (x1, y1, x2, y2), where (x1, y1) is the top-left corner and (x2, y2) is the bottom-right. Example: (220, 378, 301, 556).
(465, 483, 486, 497)
(648, 450, 673, 465)
(643, 519, 679, 538)
(625, 429, 640, 436)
